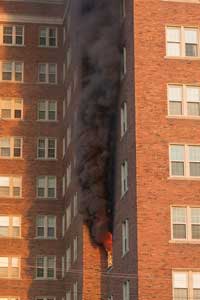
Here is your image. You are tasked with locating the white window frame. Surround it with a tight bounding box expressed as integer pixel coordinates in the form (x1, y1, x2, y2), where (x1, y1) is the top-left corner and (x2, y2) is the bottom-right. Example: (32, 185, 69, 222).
(0, 98, 23, 120)
(169, 144, 200, 178)
(36, 176, 56, 199)
(37, 137, 57, 160)
(168, 84, 200, 117)
(0, 216, 21, 238)
(66, 291, 71, 300)
(1, 25, 24, 46)
(73, 282, 78, 300)
(172, 270, 200, 300)
(36, 256, 56, 280)
(120, 0, 126, 18)
(62, 215, 65, 238)
(121, 101, 128, 137)
(38, 63, 57, 84)
(66, 204, 71, 230)
(37, 100, 57, 122)
(171, 206, 200, 241)
(39, 27, 57, 48)
(0, 137, 22, 159)
(123, 281, 130, 300)
(121, 47, 127, 79)
(0, 256, 20, 279)
(166, 26, 200, 58)
(62, 256, 65, 278)
(66, 246, 71, 272)
(67, 126, 71, 148)
(122, 219, 129, 256)
(36, 215, 56, 239)
(121, 160, 128, 196)
(66, 163, 72, 188)
(0, 176, 22, 198)
(35, 297, 55, 300)
(73, 236, 78, 263)
(73, 193, 78, 218)
(0, 61, 24, 82)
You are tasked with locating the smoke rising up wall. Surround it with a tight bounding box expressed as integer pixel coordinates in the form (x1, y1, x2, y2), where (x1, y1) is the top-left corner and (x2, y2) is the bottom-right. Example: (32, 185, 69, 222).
(74, 0, 120, 247)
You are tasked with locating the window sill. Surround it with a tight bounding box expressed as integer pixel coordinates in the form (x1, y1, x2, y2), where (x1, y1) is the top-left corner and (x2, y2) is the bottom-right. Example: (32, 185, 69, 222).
(122, 251, 129, 258)
(168, 176, 200, 181)
(37, 82, 57, 85)
(35, 278, 57, 281)
(36, 120, 58, 123)
(167, 115, 200, 120)
(169, 240, 200, 244)
(164, 55, 200, 60)
(1, 44, 25, 47)
(34, 237, 57, 240)
(38, 45, 58, 49)
(0, 80, 23, 84)
(162, 0, 200, 3)
(121, 190, 128, 199)
(36, 158, 58, 161)
(36, 198, 57, 200)
(0, 157, 23, 160)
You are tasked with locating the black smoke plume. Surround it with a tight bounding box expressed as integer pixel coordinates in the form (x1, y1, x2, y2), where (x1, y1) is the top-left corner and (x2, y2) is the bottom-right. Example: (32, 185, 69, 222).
(74, 0, 120, 246)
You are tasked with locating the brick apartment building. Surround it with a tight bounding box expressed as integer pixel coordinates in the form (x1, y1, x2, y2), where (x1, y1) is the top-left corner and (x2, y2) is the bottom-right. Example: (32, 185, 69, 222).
(0, 0, 200, 300)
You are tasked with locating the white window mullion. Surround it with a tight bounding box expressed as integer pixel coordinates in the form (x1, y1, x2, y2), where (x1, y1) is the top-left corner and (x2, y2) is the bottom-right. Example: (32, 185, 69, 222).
(185, 145, 189, 177)
(187, 207, 191, 241)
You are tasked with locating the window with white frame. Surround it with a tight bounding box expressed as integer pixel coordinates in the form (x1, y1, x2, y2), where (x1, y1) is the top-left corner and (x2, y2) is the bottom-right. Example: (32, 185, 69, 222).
(1, 61, 23, 82)
(0, 216, 21, 238)
(121, 160, 128, 196)
(67, 126, 71, 148)
(62, 175, 66, 196)
(66, 291, 71, 300)
(0, 176, 22, 198)
(173, 271, 200, 300)
(122, 219, 129, 255)
(36, 176, 56, 199)
(66, 246, 71, 272)
(172, 206, 200, 240)
(36, 256, 56, 279)
(168, 85, 200, 117)
(62, 215, 65, 237)
(166, 27, 199, 57)
(2, 25, 24, 46)
(38, 63, 57, 84)
(0, 98, 23, 120)
(62, 138, 66, 158)
(36, 215, 56, 239)
(73, 236, 78, 262)
(0, 137, 22, 158)
(37, 138, 56, 160)
(0, 257, 20, 278)
(123, 281, 130, 300)
(73, 282, 78, 300)
(121, 47, 127, 78)
(67, 85, 72, 107)
(0, 298, 19, 300)
(37, 100, 57, 121)
(73, 193, 78, 217)
(62, 256, 65, 278)
(66, 204, 71, 230)
(170, 144, 200, 177)
(121, 102, 128, 137)
(39, 27, 57, 47)
(66, 164, 72, 188)
(63, 98, 66, 119)
(120, 0, 126, 18)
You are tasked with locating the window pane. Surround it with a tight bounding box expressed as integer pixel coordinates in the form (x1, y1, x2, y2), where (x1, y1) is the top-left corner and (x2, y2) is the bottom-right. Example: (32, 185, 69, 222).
(193, 289, 200, 300)
(193, 273, 200, 288)
(167, 28, 180, 42)
(188, 103, 200, 116)
(171, 162, 184, 176)
(190, 162, 200, 176)
(167, 43, 180, 56)
(171, 145, 185, 161)
(189, 146, 200, 161)
(173, 224, 186, 239)
(186, 87, 200, 102)
(192, 225, 200, 239)
(174, 288, 188, 300)
(168, 86, 182, 101)
(191, 208, 200, 223)
(173, 207, 186, 223)
(169, 102, 182, 115)
(174, 272, 188, 288)
(185, 29, 198, 43)
(186, 44, 198, 57)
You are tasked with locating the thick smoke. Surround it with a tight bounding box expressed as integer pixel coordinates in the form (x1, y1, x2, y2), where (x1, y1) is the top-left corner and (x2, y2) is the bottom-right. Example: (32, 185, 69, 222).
(74, 0, 120, 246)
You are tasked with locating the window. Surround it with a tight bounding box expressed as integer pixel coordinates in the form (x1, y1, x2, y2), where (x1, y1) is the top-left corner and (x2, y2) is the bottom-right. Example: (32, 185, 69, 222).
(73, 236, 78, 262)
(36, 176, 56, 199)
(62, 175, 66, 196)
(122, 219, 129, 255)
(66, 246, 71, 272)
(0, 98, 23, 120)
(0, 257, 20, 278)
(170, 144, 200, 177)
(0, 176, 22, 198)
(62, 256, 65, 278)
(173, 271, 200, 300)
(121, 160, 128, 196)
(36, 216, 56, 239)
(123, 281, 130, 300)
(0, 137, 22, 158)
(1, 61, 23, 82)
(38, 63, 57, 84)
(37, 138, 56, 160)
(0, 216, 21, 238)
(3, 25, 24, 46)
(168, 85, 200, 117)
(36, 256, 56, 279)
(67, 85, 72, 107)
(37, 100, 57, 121)
(108, 297, 113, 300)
(121, 102, 128, 137)
(120, 0, 126, 18)
(67, 47, 71, 70)
(73, 193, 78, 217)
(39, 27, 57, 47)
(62, 215, 65, 238)
(66, 291, 71, 300)
(66, 164, 72, 188)
(62, 138, 66, 158)
(36, 297, 55, 300)
(166, 26, 200, 57)
(0, 298, 19, 300)
(66, 204, 71, 230)
(121, 47, 127, 78)
(73, 282, 78, 300)
(67, 126, 71, 147)
(63, 63, 65, 82)
(172, 206, 200, 240)
(63, 98, 66, 119)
